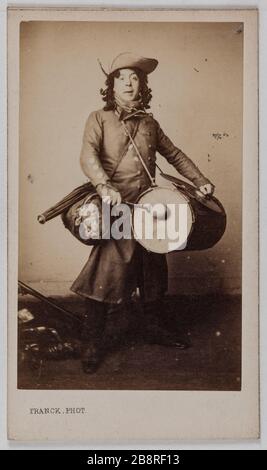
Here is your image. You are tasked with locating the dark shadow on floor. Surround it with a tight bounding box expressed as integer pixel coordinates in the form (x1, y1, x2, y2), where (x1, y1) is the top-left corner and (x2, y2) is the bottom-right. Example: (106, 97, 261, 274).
(17, 294, 241, 391)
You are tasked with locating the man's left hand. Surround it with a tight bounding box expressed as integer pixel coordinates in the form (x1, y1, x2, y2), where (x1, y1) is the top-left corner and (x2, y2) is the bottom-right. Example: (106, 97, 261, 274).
(198, 183, 215, 196)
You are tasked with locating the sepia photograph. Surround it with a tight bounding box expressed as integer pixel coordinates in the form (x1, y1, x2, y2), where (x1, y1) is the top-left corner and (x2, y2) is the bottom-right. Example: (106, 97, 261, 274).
(7, 8, 259, 441)
(17, 19, 241, 391)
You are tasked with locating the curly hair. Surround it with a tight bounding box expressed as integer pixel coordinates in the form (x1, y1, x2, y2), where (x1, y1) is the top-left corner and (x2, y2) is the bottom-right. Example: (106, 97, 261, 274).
(100, 68, 152, 110)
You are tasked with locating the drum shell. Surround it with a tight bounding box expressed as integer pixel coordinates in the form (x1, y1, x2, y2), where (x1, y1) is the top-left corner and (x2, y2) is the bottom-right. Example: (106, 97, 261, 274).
(61, 192, 103, 246)
(132, 186, 226, 253)
(184, 196, 227, 251)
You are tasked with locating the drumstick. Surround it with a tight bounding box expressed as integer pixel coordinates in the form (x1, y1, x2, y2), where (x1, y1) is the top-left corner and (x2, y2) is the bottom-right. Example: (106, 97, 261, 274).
(123, 200, 168, 219)
(124, 201, 148, 209)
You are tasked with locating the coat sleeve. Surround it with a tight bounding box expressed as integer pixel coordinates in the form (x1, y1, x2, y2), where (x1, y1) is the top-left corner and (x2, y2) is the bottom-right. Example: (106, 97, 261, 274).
(155, 121, 212, 188)
(80, 111, 110, 187)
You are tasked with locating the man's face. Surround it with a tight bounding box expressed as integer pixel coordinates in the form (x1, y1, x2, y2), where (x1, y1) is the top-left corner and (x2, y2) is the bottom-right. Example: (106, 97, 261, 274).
(113, 68, 140, 102)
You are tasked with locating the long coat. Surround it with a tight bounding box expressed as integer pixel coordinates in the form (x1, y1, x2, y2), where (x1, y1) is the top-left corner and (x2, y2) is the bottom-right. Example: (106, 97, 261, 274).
(70, 107, 211, 304)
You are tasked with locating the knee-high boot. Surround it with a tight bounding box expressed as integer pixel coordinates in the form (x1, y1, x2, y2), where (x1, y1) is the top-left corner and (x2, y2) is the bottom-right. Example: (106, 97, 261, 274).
(104, 301, 134, 351)
(81, 299, 107, 374)
(142, 298, 191, 349)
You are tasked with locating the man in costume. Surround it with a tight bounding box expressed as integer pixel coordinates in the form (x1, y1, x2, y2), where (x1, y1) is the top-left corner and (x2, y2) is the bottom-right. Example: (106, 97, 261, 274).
(71, 52, 214, 373)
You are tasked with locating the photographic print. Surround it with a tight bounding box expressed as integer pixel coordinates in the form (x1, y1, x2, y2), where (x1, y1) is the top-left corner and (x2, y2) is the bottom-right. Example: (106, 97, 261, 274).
(7, 8, 259, 441)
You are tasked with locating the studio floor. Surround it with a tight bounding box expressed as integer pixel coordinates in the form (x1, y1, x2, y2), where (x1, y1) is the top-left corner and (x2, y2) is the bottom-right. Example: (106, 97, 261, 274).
(17, 293, 241, 391)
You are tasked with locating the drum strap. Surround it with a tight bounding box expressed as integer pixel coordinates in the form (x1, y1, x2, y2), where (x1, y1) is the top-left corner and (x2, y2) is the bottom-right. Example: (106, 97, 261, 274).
(109, 118, 141, 181)
(120, 120, 220, 213)
(120, 120, 185, 190)
(121, 120, 157, 187)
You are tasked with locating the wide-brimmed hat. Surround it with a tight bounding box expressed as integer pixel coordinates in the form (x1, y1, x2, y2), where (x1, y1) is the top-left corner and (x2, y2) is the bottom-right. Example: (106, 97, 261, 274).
(98, 52, 158, 76)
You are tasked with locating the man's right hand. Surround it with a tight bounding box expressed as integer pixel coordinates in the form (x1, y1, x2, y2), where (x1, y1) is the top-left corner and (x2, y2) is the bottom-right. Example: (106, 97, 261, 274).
(96, 183, 122, 206)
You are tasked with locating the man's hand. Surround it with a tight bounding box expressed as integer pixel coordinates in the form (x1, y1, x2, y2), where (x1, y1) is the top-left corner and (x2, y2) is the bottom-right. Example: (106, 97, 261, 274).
(198, 183, 215, 196)
(96, 183, 122, 205)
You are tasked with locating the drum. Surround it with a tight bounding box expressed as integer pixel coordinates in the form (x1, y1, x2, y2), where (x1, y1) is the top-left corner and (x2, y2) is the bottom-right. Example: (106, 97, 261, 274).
(132, 186, 226, 254)
(61, 191, 103, 246)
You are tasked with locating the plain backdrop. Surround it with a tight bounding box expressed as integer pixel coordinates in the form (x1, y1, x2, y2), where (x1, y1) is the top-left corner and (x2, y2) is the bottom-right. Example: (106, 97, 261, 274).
(19, 21, 243, 295)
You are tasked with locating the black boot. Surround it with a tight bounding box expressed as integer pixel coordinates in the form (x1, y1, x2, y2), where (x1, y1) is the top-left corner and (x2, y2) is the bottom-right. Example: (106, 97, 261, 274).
(81, 299, 107, 374)
(143, 299, 191, 349)
(104, 301, 134, 351)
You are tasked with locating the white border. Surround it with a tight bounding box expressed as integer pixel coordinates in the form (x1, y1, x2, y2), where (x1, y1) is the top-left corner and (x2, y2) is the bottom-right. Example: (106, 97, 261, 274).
(1, 0, 266, 450)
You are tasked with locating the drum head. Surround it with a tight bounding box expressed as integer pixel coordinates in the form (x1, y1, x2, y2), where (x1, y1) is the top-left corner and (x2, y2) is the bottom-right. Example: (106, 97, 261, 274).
(132, 187, 193, 254)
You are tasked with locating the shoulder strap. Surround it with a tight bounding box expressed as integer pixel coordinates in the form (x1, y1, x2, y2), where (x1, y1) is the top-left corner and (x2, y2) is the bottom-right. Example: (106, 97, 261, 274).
(109, 118, 141, 180)
(120, 119, 156, 186)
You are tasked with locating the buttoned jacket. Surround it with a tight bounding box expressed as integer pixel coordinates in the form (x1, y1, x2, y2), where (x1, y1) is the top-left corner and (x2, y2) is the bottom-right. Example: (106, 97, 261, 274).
(80, 108, 210, 203)
(71, 108, 211, 304)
